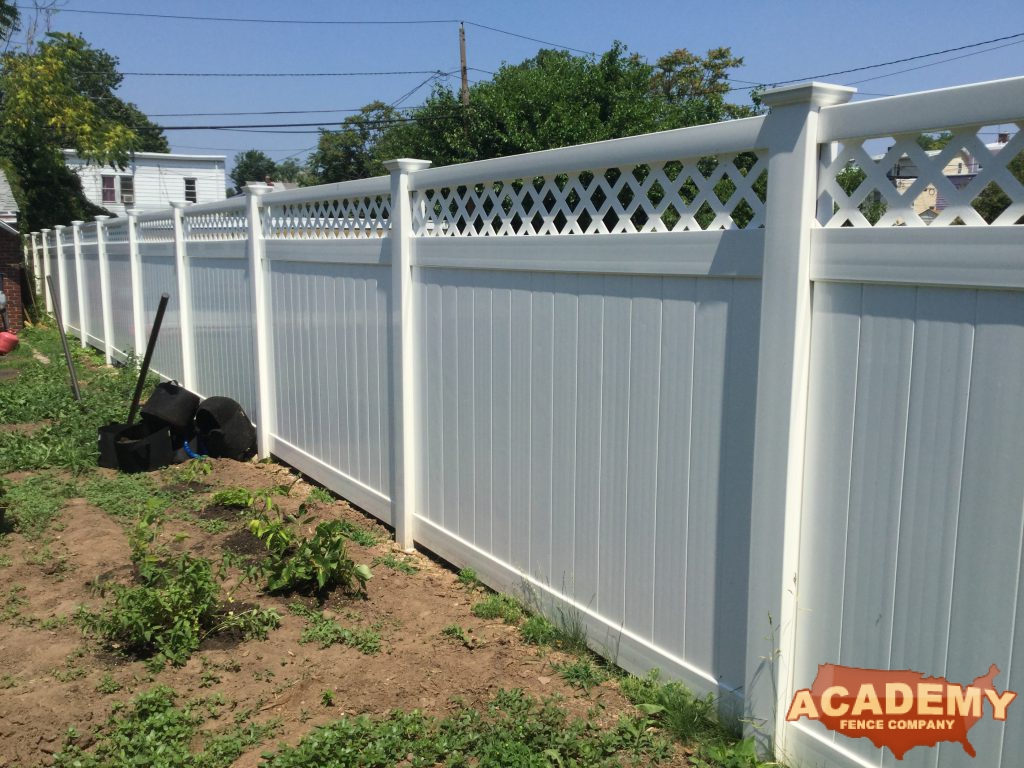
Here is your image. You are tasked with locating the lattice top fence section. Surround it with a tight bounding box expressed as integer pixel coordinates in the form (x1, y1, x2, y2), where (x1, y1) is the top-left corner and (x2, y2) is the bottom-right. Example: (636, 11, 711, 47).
(184, 209, 248, 241)
(262, 194, 391, 239)
(137, 217, 175, 243)
(104, 222, 130, 244)
(411, 153, 768, 237)
(819, 124, 1024, 227)
(77, 223, 98, 245)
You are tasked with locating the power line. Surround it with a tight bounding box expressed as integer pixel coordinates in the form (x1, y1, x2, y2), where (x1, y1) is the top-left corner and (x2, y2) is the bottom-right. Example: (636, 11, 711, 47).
(734, 30, 1024, 90)
(27, 6, 593, 55)
(121, 69, 444, 78)
(844, 39, 1024, 86)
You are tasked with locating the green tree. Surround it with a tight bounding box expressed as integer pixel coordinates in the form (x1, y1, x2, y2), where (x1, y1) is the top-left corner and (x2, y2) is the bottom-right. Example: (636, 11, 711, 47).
(972, 150, 1024, 223)
(230, 149, 277, 192)
(0, 1, 18, 44)
(915, 131, 954, 151)
(306, 42, 752, 181)
(306, 102, 402, 184)
(0, 33, 168, 229)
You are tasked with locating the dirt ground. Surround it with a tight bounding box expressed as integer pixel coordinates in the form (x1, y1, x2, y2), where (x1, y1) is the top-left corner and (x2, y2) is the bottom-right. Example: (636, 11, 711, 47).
(0, 457, 677, 767)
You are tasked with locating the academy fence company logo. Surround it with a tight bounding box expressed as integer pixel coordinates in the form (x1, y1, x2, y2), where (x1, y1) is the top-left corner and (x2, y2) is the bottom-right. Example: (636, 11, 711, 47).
(786, 664, 1017, 760)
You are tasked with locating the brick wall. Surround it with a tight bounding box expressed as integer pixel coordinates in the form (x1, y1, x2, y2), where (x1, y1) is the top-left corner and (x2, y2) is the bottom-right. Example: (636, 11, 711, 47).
(0, 229, 24, 333)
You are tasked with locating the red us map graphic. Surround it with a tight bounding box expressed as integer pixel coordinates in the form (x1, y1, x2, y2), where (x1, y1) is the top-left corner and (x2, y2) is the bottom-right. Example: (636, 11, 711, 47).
(786, 664, 1017, 760)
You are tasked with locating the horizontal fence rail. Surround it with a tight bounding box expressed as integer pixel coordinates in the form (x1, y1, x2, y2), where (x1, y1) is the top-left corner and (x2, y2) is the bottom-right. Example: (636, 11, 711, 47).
(23, 76, 1024, 768)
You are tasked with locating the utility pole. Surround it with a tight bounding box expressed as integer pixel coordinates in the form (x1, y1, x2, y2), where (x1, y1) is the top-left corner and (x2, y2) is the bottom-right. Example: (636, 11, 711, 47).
(459, 22, 469, 107)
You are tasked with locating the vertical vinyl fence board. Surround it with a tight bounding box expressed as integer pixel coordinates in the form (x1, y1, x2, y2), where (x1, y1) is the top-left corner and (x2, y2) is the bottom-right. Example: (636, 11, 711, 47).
(550, 283, 579, 600)
(651, 278, 697, 654)
(529, 278, 554, 582)
(139, 247, 184, 383)
(472, 280, 495, 553)
(944, 291, 1024, 764)
(490, 282, 513, 564)
(572, 282, 604, 613)
(106, 246, 134, 359)
(888, 289, 974, 678)
(456, 276, 478, 547)
(509, 283, 532, 571)
(795, 282, 863, 748)
(83, 246, 104, 349)
(622, 276, 664, 642)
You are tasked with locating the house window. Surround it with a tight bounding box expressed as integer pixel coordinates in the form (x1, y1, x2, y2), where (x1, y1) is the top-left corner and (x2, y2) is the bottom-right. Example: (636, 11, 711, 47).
(101, 175, 116, 203)
(184, 178, 197, 203)
(120, 175, 135, 204)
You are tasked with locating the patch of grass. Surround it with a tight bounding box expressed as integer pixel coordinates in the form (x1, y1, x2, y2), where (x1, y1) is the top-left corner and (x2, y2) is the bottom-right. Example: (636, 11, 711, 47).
(520, 614, 559, 645)
(0, 334, 158, 473)
(371, 553, 418, 574)
(441, 623, 479, 649)
(0, 584, 28, 623)
(471, 593, 523, 624)
(553, 658, 609, 692)
(334, 519, 379, 548)
(52, 685, 280, 768)
(288, 603, 381, 655)
(457, 567, 480, 587)
(260, 688, 672, 767)
(619, 669, 772, 765)
(0, 674, 17, 689)
(2, 472, 76, 539)
(83, 472, 173, 520)
(0, 554, 10, 567)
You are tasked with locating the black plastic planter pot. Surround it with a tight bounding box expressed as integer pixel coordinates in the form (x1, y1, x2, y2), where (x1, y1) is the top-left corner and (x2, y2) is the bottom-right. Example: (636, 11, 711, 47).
(141, 381, 200, 434)
(98, 421, 174, 473)
(194, 397, 256, 461)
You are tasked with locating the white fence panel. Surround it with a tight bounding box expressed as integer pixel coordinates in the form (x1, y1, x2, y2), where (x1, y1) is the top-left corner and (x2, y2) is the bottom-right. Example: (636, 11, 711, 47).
(58, 236, 79, 333)
(187, 243, 257, 416)
(267, 247, 393, 521)
(79, 231, 104, 350)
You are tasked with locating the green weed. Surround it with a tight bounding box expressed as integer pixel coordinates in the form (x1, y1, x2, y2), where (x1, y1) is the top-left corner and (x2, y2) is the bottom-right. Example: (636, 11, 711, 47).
(83, 472, 174, 520)
(333, 519, 378, 548)
(372, 553, 418, 574)
(288, 603, 381, 654)
(51, 685, 279, 768)
(457, 567, 480, 587)
(554, 658, 609, 692)
(441, 623, 479, 649)
(95, 673, 122, 694)
(471, 593, 523, 624)
(305, 487, 333, 505)
(260, 688, 671, 767)
(320, 690, 335, 707)
(257, 519, 372, 597)
(1, 472, 76, 539)
(520, 614, 559, 645)
(210, 487, 254, 509)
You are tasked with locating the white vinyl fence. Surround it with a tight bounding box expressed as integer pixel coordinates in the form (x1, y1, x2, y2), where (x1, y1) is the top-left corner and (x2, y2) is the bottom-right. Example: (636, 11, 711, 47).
(25, 76, 1024, 768)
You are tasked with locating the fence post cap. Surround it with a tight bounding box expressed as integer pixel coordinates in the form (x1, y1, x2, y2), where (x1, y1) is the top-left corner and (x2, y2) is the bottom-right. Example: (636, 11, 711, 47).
(125, 208, 140, 217)
(94, 215, 111, 222)
(761, 81, 856, 109)
(54, 224, 65, 229)
(243, 182, 271, 196)
(70, 220, 84, 226)
(169, 201, 191, 209)
(383, 158, 432, 173)
(40, 228, 50, 233)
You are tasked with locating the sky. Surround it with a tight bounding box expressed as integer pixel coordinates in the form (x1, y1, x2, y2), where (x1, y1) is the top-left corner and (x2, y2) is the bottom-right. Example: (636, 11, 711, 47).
(13, 0, 1024, 172)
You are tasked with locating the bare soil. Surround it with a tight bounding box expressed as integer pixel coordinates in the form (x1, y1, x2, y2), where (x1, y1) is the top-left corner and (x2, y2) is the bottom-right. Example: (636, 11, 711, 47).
(0, 458, 674, 767)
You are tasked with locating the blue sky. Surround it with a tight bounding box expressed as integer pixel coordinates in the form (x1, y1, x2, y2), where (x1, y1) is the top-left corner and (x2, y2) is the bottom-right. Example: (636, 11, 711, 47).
(21, 0, 1024, 169)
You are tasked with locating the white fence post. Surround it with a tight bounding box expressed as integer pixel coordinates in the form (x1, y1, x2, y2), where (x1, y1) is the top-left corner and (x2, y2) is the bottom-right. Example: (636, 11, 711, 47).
(40, 229, 52, 312)
(95, 215, 115, 364)
(126, 208, 146, 357)
(244, 183, 274, 459)
(743, 82, 855, 755)
(53, 225, 68, 332)
(71, 221, 87, 347)
(171, 202, 197, 391)
(385, 158, 431, 552)
(28, 232, 38, 296)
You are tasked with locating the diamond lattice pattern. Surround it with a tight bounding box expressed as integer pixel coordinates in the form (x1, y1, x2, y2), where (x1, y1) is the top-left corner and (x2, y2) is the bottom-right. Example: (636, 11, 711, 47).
(819, 124, 1024, 227)
(137, 218, 174, 243)
(263, 195, 391, 239)
(412, 155, 767, 236)
(184, 210, 248, 241)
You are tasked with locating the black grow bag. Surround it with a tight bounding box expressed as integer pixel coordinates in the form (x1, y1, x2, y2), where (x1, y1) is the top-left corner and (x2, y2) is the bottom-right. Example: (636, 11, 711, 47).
(141, 381, 200, 434)
(195, 397, 256, 461)
(98, 421, 174, 473)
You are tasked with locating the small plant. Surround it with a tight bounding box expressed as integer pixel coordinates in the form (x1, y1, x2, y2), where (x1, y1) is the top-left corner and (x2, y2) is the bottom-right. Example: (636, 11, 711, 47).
(261, 520, 372, 597)
(334, 519, 379, 548)
(554, 658, 609, 692)
(520, 614, 559, 645)
(176, 457, 213, 485)
(620, 669, 727, 746)
(210, 487, 254, 509)
(2, 473, 76, 539)
(305, 487, 333, 505)
(441, 623, 479, 649)
(0, 674, 17, 689)
(320, 689, 335, 707)
(471, 593, 523, 624)
(288, 603, 381, 654)
(95, 673, 122, 694)
(457, 567, 480, 587)
(83, 473, 172, 520)
(372, 553, 419, 574)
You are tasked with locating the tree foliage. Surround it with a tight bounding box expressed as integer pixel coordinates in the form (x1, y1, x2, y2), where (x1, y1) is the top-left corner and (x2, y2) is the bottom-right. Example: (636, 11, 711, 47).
(230, 149, 278, 192)
(306, 43, 755, 184)
(0, 33, 168, 230)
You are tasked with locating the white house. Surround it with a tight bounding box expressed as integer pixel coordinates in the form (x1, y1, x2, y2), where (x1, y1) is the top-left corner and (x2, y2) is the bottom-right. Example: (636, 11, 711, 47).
(63, 150, 227, 216)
